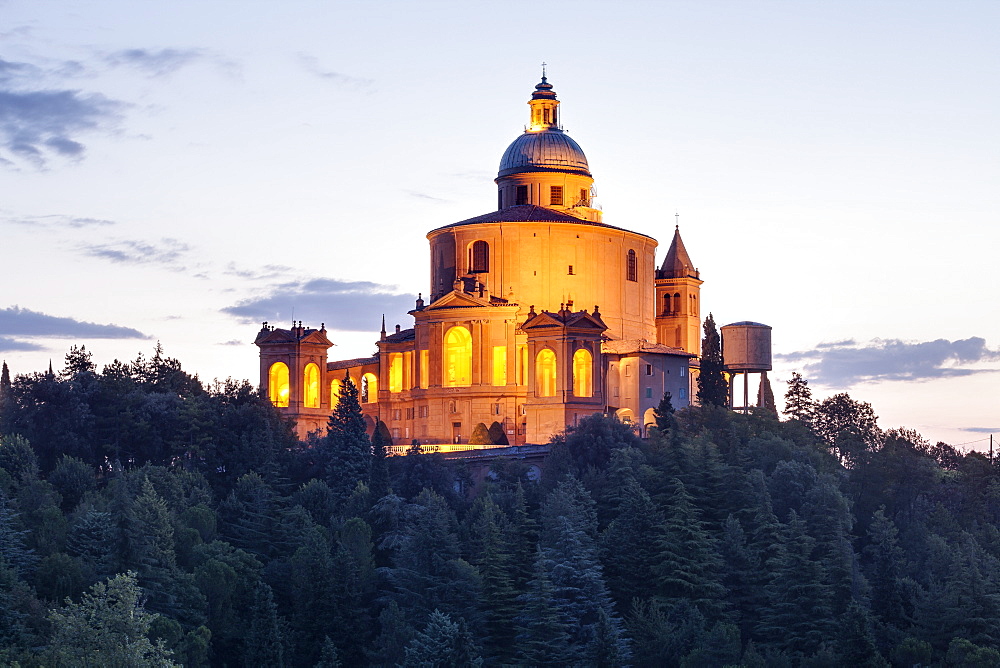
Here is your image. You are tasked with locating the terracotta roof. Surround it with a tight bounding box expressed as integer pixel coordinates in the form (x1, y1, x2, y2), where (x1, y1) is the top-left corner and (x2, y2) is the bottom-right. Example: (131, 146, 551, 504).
(328, 356, 378, 371)
(429, 205, 654, 239)
(602, 339, 695, 357)
(384, 328, 415, 342)
(658, 226, 699, 279)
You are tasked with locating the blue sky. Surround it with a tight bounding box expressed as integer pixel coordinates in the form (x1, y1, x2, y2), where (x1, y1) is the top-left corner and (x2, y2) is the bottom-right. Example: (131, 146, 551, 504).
(1, 0, 997, 447)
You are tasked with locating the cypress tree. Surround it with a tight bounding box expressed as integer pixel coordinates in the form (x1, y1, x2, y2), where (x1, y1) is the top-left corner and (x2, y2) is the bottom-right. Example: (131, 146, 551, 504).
(469, 422, 493, 445)
(653, 391, 676, 432)
(756, 371, 776, 414)
(696, 313, 727, 407)
(369, 421, 391, 500)
(488, 421, 508, 445)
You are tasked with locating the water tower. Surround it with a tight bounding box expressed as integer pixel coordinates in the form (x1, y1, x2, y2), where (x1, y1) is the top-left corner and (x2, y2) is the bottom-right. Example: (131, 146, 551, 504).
(721, 321, 772, 412)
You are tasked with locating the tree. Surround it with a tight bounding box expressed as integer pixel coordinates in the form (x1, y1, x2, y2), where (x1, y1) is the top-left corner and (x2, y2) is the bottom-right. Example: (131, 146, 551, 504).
(47, 571, 178, 667)
(246, 581, 284, 667)
(0, 361, 11, 432)
(488, 421, 509, 446)
(653, 391, 676, 432)
(756, 372, 776, 414)
(783, 372, 816, 423)
(325, 375, 371, 503)
(469, 422, 493, 445)
(402, 609, 483, 667)
(696, 313, 727, 407)
(814, 393, 881, 463)
(369, 422, 391, 501)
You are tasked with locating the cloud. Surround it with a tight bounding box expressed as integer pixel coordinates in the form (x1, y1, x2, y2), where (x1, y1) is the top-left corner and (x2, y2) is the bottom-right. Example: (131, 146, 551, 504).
(218, 339, 245, 346)
(103, 48, 206, 77)
(0, 56, 123, 168)
(963, 427, 1000, 434)
(223, 263, 293, 281)
(296, 54, 373, 90)
(77, 238, 190, 269)
(0, 306, 149, 339)
(224, 278, 416, 332)
(406, 190, 448, 203)
(0, 335, 43, 352)
(776, 337, 1000, 386)
(2, 212, 116, 229)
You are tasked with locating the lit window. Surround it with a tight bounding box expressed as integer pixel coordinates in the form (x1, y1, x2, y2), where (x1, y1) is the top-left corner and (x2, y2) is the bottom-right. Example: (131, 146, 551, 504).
(469, 240, 489, 273)
(493, 346, 507, 386)
(573, 348, 593, 397)
(393, 409, 401, 421)
(579, 188, 589, 206)
(444, 326, 472, 387)
(392, 428, 400, 439)
(627, 249, 637, 282)
(516, 344, 528, 385)
(303, 363, 320, 408)
(536, 348, 557, 397)
(361, 373, 378, 403)
(550, 185, 563, 206)
(419, 350, 429, 389)
(389, 353, 403, 393)
(268, 362, 289, 407)
(330, 379, 341, 408)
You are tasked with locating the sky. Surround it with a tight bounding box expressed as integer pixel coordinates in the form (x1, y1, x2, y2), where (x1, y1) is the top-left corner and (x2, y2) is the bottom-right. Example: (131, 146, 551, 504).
(1, 0, 997, 449)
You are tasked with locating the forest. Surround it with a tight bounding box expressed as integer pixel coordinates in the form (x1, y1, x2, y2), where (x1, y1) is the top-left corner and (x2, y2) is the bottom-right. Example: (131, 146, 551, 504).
(1, 344, 999, 667)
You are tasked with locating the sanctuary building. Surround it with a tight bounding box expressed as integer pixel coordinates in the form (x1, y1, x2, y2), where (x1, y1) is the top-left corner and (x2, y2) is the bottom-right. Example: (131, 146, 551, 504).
(255, 76, 709, 446)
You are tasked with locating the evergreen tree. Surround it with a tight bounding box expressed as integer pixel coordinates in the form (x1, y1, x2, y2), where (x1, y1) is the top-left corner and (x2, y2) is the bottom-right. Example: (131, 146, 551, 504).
(469, 422, 493, 445)
(514, 551, 574, 666)
(246, 580, 285, 667)
(315, 636, 342, 668)
(653, 478, 727, 617)
(600, 479, 665, 608)
(653, 391, 676, 432)
(287, 527, 337, 665)
(331, 517, 377, 665)
(863, 507, 906, 629)
(468, 495, 518, 663)
(402, 609, 483, 667)
(756, 371, 777, 414)
(696, 313, 727, 407)
(47, 571, 178, 667)
(0, 360, 11, 432)
(814, 392, 881, 461)
(488, 421, 509, 446)
(369, 421, 391, 500)
(783, 371, 816, 423)
(325, 375, 371, 503)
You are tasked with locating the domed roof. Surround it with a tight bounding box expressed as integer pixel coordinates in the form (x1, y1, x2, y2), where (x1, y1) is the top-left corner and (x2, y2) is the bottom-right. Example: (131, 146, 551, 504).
(498, 130, 591, 178)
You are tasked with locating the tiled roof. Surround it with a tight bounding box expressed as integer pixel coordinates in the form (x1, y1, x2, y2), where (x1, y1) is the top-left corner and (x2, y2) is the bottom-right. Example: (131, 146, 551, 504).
(602, 339, 696, 357)
(384, 328, 415, 342)
(428, 206, 654, 239)
(328, 356, 378, 370)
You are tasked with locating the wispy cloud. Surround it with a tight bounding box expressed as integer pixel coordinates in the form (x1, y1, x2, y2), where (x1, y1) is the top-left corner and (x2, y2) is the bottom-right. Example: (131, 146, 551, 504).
(0, 56, 124, 168)
(77, 238, 190, 269)
(223, 278, 415, 332)
(406, 190, 448, 203)
(296, 54, 373, 90)
(963, 427, 1000, 434)
(777, 337, 1000, 386)
(103, 48, 206, 77)
(0, 335, 44, 352)
(218, 339, 245, 346)
(0, 305, 149, 340)
(2, 212, 116, 229)
(223, 263, 294, 281)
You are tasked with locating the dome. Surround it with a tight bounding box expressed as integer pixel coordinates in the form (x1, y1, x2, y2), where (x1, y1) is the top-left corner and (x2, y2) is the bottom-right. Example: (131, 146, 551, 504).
(498, 130, 591, 178)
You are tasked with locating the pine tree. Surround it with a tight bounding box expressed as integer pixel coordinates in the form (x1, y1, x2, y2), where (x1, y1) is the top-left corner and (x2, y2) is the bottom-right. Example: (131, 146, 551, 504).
(514, 552, 574, 666)
(325, 374, 371, 503)
(600, 479, 665, 608)
(863, 508, 906, 628)
(369, 421, 391, 500)
(468, 495, 518, 663)
(696, 313, 727, 407)
(783, 372, 815, 423)
(401, 609, 483, 667)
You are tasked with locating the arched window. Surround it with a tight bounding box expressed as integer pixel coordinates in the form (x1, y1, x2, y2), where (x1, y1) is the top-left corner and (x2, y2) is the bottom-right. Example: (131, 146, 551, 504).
(627, 249, 637, 282)
(469, 240, 489, 273)
(361, 373, 378, 403)
(330, 379, 341, 409)
(573, 348, 593, 397)
(536, 348, 557, 397)
(674, 293, 681, 314)
(444, 326, 472, 387)
(303, 363, 320, 408)
(268, 362, 289, 407)
(663, 293, 672, 315)
(388, 353, 403, 393)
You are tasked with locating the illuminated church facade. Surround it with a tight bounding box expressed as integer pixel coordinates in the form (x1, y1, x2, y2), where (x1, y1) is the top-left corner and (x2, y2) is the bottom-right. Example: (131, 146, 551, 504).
(256, 76, 705, 446)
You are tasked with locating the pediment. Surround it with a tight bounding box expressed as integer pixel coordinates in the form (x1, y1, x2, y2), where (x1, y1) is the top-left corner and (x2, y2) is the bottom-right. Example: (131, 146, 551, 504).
(424, 290, 494, 310)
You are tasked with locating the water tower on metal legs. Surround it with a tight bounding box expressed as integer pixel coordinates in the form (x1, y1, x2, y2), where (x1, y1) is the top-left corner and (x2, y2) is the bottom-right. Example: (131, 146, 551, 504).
(721, 321, 773, 413)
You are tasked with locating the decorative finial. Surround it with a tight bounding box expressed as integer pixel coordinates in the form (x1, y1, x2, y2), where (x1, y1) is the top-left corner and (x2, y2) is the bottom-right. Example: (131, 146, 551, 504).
(541, 61, 547, 80)
(675, 211, 679, 230)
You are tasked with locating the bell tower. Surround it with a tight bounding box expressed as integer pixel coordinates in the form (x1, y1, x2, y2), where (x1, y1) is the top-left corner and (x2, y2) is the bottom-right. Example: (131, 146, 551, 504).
(655, 226, 703, 355)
